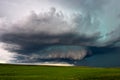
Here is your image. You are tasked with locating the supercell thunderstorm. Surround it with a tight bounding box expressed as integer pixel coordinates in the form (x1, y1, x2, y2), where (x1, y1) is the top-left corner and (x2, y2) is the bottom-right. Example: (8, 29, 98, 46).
(0, 0, 120, 66)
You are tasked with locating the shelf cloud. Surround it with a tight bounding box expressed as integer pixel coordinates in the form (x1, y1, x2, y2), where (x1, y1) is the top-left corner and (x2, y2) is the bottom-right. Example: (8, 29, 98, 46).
(0, 0, 120, 67)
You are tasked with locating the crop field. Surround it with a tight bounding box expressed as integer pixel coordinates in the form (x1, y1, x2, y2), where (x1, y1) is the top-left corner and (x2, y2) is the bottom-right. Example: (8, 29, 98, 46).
(0, 64, 120, 80)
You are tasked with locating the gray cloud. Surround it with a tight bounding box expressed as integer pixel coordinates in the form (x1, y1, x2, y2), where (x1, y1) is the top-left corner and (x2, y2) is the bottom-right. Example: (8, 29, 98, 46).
(0, 7, 99, 62)
(0, 0, 120, 66)
(53, 0, 106, 11)
(0, 7, 102, 48)
(14, 46, 88, 63)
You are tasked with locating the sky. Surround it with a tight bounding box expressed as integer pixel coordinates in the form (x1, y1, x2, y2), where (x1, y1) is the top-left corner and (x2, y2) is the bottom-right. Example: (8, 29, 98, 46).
(0, 0, 120, 67)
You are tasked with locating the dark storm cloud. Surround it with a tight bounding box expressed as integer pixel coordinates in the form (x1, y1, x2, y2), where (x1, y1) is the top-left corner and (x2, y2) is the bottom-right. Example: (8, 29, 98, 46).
(14, 45, 88, 63)
(0, 32, 100, 54)
(0, 7, 100, 61)
(0, 0, 120, 66)
(0, 7, 102, 52)
(76, 47, 120, 67)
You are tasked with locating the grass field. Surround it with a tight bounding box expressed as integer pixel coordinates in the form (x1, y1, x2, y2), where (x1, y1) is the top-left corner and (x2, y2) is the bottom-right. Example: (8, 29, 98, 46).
(0, 64, 120, 80)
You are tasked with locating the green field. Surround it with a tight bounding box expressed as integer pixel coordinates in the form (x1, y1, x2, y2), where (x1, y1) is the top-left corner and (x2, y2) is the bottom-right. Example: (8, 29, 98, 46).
(0, 64, 120, 80)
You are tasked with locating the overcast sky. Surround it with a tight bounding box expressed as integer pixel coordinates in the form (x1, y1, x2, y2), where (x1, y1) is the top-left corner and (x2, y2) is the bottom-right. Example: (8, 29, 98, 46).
(0, 0, 120, 67)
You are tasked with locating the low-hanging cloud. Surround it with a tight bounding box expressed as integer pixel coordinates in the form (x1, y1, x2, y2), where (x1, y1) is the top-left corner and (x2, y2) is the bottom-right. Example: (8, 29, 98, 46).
(0, 7, 102, 47)
(0, 0, 120, 66)
(14, 46, 88, 63)
(0, 7, 99, 62)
